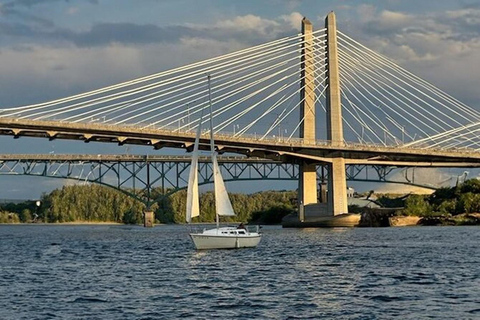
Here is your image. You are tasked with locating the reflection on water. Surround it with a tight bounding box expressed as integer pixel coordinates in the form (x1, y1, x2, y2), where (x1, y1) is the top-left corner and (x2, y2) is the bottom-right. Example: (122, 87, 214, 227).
(0, 224, 478, 319)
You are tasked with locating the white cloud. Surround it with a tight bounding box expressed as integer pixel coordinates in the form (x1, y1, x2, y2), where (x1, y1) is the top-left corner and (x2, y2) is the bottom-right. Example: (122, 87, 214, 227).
(337, 6, 480, 107)
(214, 14, 280, 35)
(0, 36, 249, 107)
(279, 12, 303, 31)
(67, 7, 79, 15)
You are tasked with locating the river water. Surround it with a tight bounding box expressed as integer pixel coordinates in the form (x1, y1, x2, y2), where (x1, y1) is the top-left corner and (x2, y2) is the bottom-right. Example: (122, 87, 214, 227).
(0, 224, 478, 319)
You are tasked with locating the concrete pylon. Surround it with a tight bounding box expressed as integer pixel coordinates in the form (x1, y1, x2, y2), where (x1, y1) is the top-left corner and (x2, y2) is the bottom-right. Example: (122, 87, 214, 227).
(298, 17, 317, 220)
(325, 12, 348, 215)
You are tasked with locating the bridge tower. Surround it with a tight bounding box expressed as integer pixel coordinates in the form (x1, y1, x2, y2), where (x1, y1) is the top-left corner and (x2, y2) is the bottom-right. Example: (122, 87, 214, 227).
(325, 11, 348, 215)
(298, 17, 317, 221)
(298, 12, 348, 220)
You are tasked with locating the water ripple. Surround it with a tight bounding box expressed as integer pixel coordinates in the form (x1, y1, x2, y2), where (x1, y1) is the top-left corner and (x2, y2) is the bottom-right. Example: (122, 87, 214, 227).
(0, 225, 478, 319)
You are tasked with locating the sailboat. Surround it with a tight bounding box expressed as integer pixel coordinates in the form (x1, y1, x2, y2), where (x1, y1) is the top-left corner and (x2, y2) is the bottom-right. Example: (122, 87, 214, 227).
(186, 76, 262, 250)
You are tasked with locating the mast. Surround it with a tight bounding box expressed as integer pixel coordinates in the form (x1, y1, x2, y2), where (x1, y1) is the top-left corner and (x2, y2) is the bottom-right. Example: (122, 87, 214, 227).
(207, 75, 220, 229)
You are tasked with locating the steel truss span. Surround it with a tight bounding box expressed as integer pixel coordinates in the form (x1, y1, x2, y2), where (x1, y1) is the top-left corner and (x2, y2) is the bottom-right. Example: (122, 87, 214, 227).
(0, 154, 438, 205)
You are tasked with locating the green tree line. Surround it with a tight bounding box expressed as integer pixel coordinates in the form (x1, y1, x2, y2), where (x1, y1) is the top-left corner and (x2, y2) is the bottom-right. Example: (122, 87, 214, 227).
(389, 179, 480, 223)
(1, 184, 296, 224)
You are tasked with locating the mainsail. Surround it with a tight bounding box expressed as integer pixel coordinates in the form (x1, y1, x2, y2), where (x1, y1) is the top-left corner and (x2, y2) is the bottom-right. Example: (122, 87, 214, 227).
(185, 114, 203, 223)
(212, 152, 235, 216)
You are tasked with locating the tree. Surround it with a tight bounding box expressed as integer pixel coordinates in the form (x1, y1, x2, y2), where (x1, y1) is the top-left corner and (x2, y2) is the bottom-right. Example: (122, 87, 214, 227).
(403, 195, 432, 216)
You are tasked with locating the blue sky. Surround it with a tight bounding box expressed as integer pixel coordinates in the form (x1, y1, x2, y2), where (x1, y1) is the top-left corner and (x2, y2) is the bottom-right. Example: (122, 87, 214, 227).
(1, 0, 480, 198)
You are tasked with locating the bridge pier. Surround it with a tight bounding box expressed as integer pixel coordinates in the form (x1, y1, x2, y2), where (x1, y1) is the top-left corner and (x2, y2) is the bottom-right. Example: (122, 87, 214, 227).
(144, 211, 154, 227)
(327, 157, 348, 215)
(298, 18, 317, 220)
(325, 12, 348, 216)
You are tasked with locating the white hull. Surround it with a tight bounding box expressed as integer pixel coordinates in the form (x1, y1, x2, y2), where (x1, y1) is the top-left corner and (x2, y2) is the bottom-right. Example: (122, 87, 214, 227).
(190, 227, 261, 250)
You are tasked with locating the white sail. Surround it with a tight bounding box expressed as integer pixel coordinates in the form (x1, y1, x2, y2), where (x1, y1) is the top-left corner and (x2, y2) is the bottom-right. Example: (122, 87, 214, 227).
(212, 152, 235, 216)
(185, 116, 203, 223)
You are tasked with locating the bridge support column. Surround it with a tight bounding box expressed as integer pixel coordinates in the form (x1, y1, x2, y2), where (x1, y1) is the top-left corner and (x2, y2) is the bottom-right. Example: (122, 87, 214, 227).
(320, 182, 327, 203)
(144, 211, 154, 227)
(327, 158, 348, 215)
(298, 17, 317, 217)
(326, 12, 347, 215)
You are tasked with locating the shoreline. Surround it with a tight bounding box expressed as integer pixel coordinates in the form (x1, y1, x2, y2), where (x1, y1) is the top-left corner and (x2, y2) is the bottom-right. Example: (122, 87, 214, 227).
(0, 221, 124, 225)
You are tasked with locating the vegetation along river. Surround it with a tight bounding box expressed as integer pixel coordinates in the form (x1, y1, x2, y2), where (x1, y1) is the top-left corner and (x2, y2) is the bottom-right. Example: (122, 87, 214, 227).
(0, 224, 478, 319)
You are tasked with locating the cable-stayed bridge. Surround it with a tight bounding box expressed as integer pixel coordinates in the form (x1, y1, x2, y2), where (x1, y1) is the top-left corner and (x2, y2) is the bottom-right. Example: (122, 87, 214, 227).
(1, 12, 479, 220)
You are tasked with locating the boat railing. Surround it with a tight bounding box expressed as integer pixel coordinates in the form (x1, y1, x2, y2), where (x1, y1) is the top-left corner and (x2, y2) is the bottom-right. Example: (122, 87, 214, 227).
(246, 225, 261, 234)
(188, 226, 207, 234)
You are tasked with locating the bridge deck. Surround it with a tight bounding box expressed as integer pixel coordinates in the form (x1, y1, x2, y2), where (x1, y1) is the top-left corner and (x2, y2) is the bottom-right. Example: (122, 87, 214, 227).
(2, 118, 480, 166)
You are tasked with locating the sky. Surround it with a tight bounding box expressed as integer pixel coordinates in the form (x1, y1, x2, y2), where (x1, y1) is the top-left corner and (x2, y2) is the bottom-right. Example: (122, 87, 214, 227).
(1, 0, 480, 199)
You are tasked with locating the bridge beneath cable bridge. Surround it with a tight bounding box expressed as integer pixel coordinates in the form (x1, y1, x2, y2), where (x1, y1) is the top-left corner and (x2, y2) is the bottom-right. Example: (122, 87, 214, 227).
(0, 154, 443, 206)
(1, 12, 480, 222)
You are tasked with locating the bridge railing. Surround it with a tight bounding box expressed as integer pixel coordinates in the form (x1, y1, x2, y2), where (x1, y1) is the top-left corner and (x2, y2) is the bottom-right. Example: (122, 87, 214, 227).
(4, 117, 480, 156)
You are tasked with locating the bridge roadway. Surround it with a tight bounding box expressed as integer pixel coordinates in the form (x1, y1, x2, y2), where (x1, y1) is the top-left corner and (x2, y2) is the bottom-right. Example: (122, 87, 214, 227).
(0, 153, 277, 163)
(2, 118, 480, 167)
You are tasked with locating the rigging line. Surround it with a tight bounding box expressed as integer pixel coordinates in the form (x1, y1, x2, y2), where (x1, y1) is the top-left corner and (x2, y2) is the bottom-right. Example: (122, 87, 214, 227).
(338, 46, 456, 129)
(64, 96, 140, 123)
(428, 126, 480, 149)
(339, 51, 448, 135)
(172, 65, 302, 133)
(237, 61, 329, 137)
(340, 101, 365, 144)
(287, 82, 329, 141)
(114, 51, 299, 126)
(340, 74, 372, 131)
(213, 71, 300, 134)
(264, 82, 314, 139)
(215, 59, 328, 135)
(124, 46, 301, 126)
(452, 135, 480, 150)
(250, 68, 321, 138)
(337, 32, 480, 119)
(340, 52, 480, 149)
(340, 84, 386, 144)
(44, 36, 312, 126)
(338, 32, 480, 119)
(338, 64, 446, 142)
(16, 35, 308, 122)
(30, 40, 303, 122)
(385, 116, 416, 143)
(0, 34, 304, 115)
(404, 121, 480, 148)
(112, 36, 307, 125)
(172, 70, 292, 130)
(235, 76, 305, 137)
(70, 72, 214, 123)
(12, 41, 302, 122)
(437, 136, 480, 150)
(234, 85, 293, 137)
(168, 71, 297, 133)
(338, 32, 480, 120)
(340, 79, 378, 142)
(226, 83, 292, 137)
(162, 58, 304, 131)
(74, 101, 136, 124)
(338, 45, 470, 130)
(338, 62, 433, 140)
(314, 84, 327, 112)
(174, 49, 327, 132)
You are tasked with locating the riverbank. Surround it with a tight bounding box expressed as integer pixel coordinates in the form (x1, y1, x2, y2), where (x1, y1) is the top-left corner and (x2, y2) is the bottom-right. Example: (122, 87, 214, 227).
(0, 221, 124, 225)
(359, 210, 480, 227)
